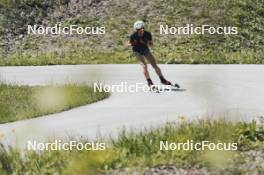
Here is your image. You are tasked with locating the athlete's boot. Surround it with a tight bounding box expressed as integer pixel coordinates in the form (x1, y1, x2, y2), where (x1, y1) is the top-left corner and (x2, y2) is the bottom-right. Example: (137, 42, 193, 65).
(160, 76, 180, 88)
(147, 78, 158, 91)
(160, 76, 172, 85)
(147, 78, 154, 86)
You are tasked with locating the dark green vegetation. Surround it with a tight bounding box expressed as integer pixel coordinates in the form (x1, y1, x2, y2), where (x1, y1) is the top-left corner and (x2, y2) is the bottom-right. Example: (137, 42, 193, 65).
(0, 0, 263, 65)
(0, 118, 264, 174)
(0, 84, 109, 123)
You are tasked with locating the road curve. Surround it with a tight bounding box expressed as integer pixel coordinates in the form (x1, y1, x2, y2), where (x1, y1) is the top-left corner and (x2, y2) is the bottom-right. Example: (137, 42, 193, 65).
(0, 65, 264, 148)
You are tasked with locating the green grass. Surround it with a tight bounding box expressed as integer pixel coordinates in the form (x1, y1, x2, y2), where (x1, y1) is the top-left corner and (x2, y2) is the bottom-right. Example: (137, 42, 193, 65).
(0, 49, 263, 66)
(0, 118, 264, 174)
(0, 50, 136, 66)
(0, 84, 109, 123)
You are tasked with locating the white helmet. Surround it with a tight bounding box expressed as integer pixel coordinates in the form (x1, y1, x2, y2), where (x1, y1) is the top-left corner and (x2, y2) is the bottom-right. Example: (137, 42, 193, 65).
(134, 20, 145, 30)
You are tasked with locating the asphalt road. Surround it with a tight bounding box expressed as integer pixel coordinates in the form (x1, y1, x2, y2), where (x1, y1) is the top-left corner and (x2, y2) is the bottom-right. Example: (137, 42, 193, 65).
(0, 65, 264, 148)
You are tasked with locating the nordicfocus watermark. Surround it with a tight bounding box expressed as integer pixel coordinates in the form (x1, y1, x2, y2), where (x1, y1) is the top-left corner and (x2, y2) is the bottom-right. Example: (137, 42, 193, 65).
(27, 140, 106, 151)
(160, 140, 238, 151)
(160, 24, 238, 35)
(94, 82, 170, 93)
(28, 24, 105, 35)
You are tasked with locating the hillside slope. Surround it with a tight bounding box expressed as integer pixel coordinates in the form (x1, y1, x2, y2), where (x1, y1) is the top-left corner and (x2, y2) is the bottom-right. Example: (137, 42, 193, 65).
(0, 0, 263, 64)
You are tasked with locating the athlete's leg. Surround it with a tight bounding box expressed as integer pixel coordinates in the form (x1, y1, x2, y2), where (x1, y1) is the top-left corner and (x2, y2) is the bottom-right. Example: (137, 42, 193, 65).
(134, 52, 153, 86)
(145, 52, 163, 77)
(145, 52, 172, 85)
(134, 52, 150, 79)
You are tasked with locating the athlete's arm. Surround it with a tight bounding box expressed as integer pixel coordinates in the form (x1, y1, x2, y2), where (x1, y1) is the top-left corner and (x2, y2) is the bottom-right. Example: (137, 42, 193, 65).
(148, 40, 153, 47)
(147, 32, 153, 47)
(128, 34, 137, 46)
(127, 40, 132, 46)
(129, 40, 137, 46)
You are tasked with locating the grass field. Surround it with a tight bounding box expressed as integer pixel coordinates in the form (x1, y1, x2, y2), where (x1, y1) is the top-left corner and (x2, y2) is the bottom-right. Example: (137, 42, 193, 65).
(0, 49, 263, 66)
(0, 84, 109, 123)
(0, 118, 264, 175)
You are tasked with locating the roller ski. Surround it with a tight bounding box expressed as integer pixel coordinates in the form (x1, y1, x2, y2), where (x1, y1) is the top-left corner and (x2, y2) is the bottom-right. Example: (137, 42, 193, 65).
(160, 77, 180, 89)
(149, 85, 160, 93)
